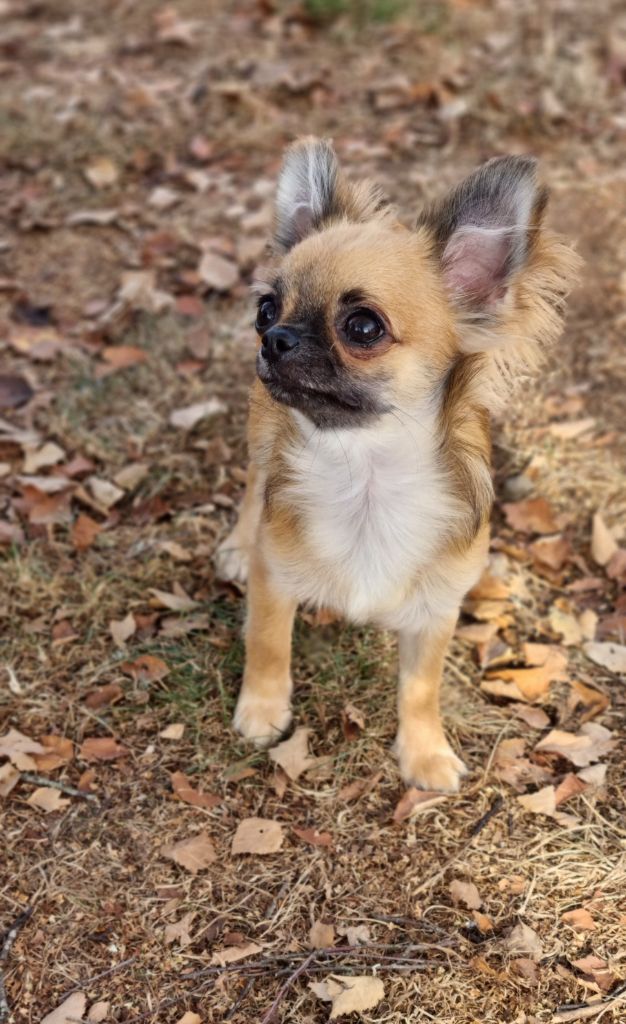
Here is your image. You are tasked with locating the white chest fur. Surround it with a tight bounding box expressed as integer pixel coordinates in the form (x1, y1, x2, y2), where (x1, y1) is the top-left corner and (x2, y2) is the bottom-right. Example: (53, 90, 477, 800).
(268, 408, 463, 625)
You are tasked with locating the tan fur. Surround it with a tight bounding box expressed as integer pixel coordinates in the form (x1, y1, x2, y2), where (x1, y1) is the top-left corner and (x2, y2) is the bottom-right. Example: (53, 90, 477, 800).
(217, 142, 579, 792)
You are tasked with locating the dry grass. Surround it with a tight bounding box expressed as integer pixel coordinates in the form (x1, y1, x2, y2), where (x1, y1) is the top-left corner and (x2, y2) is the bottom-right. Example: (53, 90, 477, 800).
(1, 1, 625, 1022)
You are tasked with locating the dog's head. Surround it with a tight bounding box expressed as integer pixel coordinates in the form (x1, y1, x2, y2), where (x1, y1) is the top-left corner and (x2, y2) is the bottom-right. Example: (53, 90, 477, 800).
(254, 137, 576, 429)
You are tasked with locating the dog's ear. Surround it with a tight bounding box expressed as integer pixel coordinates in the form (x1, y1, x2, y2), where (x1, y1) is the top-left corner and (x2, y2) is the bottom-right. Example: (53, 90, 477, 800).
(418, 156, 547, 315)
(274, 136, 386, 252)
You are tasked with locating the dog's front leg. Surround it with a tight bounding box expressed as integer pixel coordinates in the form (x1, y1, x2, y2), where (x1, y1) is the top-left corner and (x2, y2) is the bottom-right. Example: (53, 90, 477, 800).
(233, 546, 297, 748)
(395, 615, 467, 793)
(215, 461, 264, 584)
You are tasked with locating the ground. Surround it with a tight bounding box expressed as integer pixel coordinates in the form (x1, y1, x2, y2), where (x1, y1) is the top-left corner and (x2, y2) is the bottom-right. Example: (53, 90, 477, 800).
(1, 2, 625, 1023)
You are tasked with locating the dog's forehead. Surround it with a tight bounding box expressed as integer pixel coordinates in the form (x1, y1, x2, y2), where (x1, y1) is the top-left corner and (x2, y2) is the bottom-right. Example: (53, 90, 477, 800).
(277, 220, 431, 313)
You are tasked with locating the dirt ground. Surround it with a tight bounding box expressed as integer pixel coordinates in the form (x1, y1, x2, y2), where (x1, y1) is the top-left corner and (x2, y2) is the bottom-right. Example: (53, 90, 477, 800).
(1, 2, 625, 1023)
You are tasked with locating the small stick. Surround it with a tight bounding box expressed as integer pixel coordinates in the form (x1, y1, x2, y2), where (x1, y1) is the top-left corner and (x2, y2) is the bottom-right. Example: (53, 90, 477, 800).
(259, 951, 317, 1024)
(60, 957, 137, 999)
(0, 906, 33, 1024)
(468, 795, 504, 837)
(21, 773, 98, 803)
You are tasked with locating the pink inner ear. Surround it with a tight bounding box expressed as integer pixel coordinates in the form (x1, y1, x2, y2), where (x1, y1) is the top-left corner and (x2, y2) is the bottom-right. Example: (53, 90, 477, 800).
(442, 226, 512, 306)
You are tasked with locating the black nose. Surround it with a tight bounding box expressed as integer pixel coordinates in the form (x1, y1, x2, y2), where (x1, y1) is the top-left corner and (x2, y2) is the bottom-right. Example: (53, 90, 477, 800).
(261, 325, 300, 363)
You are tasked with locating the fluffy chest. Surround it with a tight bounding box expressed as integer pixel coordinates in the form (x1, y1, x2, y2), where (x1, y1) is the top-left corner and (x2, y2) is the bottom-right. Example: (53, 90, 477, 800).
(270, 411, 459, 620)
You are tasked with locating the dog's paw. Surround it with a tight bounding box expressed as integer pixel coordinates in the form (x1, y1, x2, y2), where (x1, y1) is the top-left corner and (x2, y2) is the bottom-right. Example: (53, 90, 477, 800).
(395, 734, 467, 793)
(233, 691, 292, 748)
(215, 535, 249, 584)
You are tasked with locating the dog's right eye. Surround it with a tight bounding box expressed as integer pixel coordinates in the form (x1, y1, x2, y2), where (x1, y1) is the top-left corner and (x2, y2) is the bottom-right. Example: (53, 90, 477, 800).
(256, 296, 278, 333)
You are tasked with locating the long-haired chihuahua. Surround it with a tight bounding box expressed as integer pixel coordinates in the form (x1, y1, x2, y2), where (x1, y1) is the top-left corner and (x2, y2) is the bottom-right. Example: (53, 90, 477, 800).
(216, 137, 578, 792)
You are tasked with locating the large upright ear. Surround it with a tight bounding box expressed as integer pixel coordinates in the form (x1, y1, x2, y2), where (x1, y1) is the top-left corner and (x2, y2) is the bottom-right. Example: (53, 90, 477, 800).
(418, 156, 547, 315)
(274, 136, 386, 252)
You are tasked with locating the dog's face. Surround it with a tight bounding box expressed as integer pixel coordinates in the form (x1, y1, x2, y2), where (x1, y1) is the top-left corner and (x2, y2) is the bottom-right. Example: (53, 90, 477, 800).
(254, 138, 551, 429)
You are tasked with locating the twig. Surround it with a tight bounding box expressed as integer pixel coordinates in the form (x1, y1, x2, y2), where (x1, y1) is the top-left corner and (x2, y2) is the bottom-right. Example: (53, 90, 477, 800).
(224, 976, 256, 1020)
(259, 950, 317, 1024)
(0, 906, 33, 1024)
(60, 957, 137, 999)
(20, 773, 99, 802)
(468, 795, 504, 837)
(552, 987, 626, 1021)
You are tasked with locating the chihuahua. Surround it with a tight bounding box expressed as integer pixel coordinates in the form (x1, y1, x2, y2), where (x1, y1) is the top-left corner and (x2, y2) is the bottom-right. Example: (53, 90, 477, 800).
(216, 138, 577, 792)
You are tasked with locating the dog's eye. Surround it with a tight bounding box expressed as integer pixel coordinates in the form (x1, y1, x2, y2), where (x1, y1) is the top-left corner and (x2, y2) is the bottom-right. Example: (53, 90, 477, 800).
(343, 309, 385, 346)
(256, 296, 278, 333)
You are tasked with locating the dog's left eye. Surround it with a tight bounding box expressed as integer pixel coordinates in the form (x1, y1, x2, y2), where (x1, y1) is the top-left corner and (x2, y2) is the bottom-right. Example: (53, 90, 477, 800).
(343, 309, 385, 346)
(256, 296, 278, 332)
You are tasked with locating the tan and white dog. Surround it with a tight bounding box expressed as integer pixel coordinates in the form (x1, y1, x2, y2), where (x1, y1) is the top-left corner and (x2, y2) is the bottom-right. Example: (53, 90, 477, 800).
(216, 138, 578, 792)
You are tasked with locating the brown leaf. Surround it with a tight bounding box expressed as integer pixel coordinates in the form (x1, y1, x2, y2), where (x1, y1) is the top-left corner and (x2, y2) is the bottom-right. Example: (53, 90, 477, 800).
(161, 832, 217, 873)
(27, 786, 70, 812)
(88, 477, 125, 509)
(548, 417, 595, 440)
(309, 921, 335, 949)
(0, 727, 46, 769)
(100, 346, 147, 372)
(231, 817, 284, 855)
(268, 728, 317, 781)
(554, 773, 587, 806)
(505, 921, 543, 960)
(561, 908, 597, 932)
(0, 762, 20, 797)
(535, 724, 616, 767)
(41, 992, 87, 1024)
(309, 975, 385, 1019)
(87, 1001, 110, 1023)
(590, 513, 618, 566)
(517, 785, 557, 817)
(468, 571, 511, 600)
(549, 606, 582, 646)
(472, 911, 494, 934)
(337, 771, 382, 802)
(198, 250, 239, 292)
(340, 703, 366, 741)
(449, 879, 482, 909)
(493, 738, 552, 792)
(33, 735, 73, 772)
(85, 156, 118, 188)
(487, 645, 568, 701)
(170, 771, 221, 809)
(512, 704, 550, 729)
(529, 534, 571, 571)
(0, 373, 34, 409)
(210, 941, 263, 966)
(583, 641, 626, 674)
(571, 955, 616, 992)
(510, 958, 539, 983)
(160, 722, 185, 740)
(149, 587, 198, 612)
(292, 826, 333, 847)
(84, 683, 123, 710)
(393, 788, 447, 823)
(175, 1015, 202, 1024)
(121, 654, 170, 683)
(72, 514, 102, 551)
(79, 737, 128, 762)
(109, 612, 136, 648)
(164, 910, 195, 947)
(168, 398, 227, 430)
(567, 680, 609, 722)
(503, 497, 560, 534)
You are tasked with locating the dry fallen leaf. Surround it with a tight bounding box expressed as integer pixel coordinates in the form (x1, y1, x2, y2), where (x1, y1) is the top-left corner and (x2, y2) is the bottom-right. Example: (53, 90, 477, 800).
(71, 513, 102, 551)
(149, 587, 198, 612)
(231, 817, 284, 855)
(119, 270, 173, 314)
(175, 1014, 202, 1024)
(337, 771, 382, 803)
(309, 920, 335, 949)
(502, 497, 560, 534)
(85, 156, 118, 188)
(88, 477, 125, 509)
(549, 606, 582, 646)
(590, 513, 618, 566)
(571, 955, 616, 992)
(160, 723, 185, 740)
(170, 770, 221, 809)
(211, 941, 263, 966)
(505, 921, 543, 961)
(517, 785, 557, 817)
(164, 910, 195, 947)
(41, 992, 87, 1024)
(268, 728, 317, 781)
(529, 534, 571, 571)
(449, 879, 482, 910)
(0, 762, 20, 797)
(27, 786, 70, 812)
(487, 645, 568, 701)
(292, 825, 333, 847)
(101, 345, 147, 372)
(87, 1000, 110, 1023)
(493, 738, 551, 792)
(22, 441, 65, 474)
(109, 612, 136, 648)
(79, 737, 128, 762)
(33, 735, 73, 772)
(161, 832, 217, 873)
(309, 975, 385, 1019)
(0, 727, 46, 769)
(548, 417, 595, 440)
(341, 702, 366, 741)
(198, 250, 239, 292)
(535, 724, 616, 767)
(168, 398, 227, 430)
(512, 704, 550, 729)
(393, 788, 447, 823)
(84, 683, 123, 710)
(583, 641, 626, 674)
(561, 908, 597, 932)
(121, 654, 170, 682)
(554, 773, 587, 805)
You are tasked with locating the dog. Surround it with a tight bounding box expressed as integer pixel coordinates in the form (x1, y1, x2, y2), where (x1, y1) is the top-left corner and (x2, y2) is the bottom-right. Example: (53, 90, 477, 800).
(216, 137, 578, 792)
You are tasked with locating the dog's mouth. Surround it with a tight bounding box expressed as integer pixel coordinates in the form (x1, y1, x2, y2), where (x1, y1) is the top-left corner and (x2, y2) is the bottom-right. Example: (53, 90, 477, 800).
(257, 356, 381, 427)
